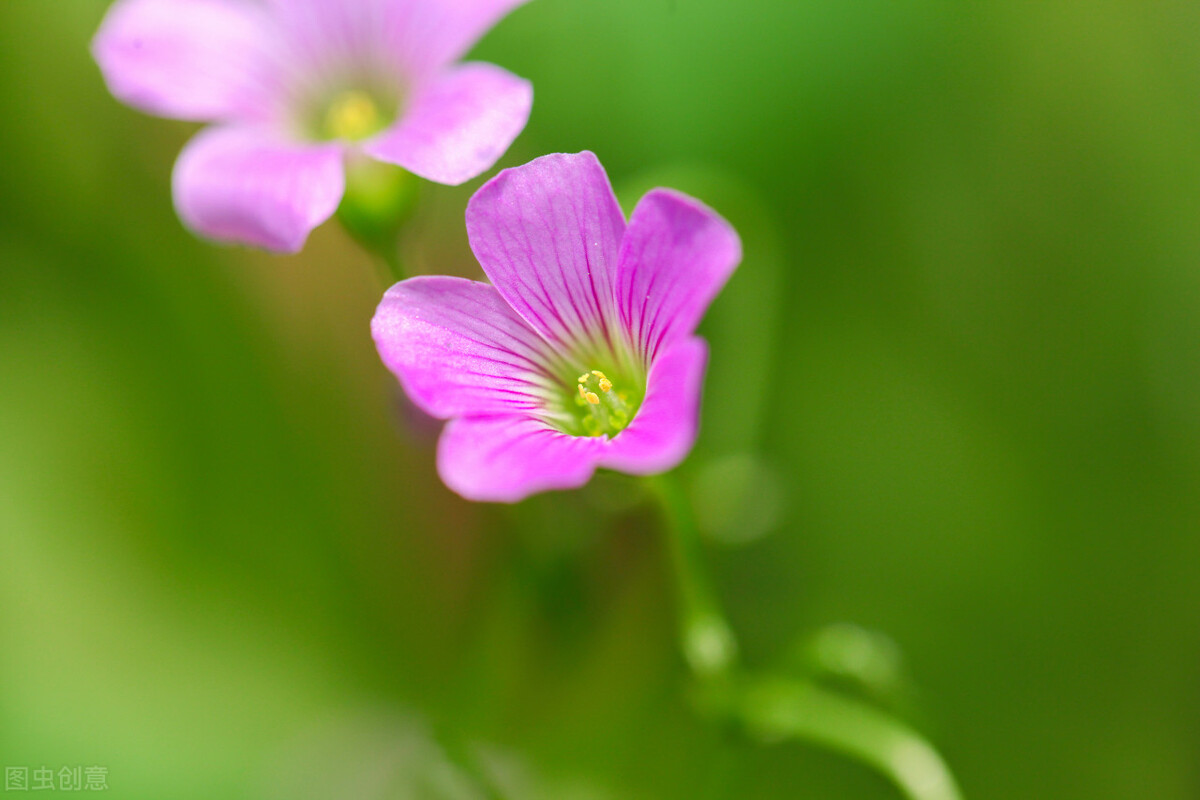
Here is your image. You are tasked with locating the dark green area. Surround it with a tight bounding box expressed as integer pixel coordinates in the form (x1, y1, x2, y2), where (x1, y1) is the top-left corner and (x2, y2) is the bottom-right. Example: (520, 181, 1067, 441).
(1, 1, 1198, 797)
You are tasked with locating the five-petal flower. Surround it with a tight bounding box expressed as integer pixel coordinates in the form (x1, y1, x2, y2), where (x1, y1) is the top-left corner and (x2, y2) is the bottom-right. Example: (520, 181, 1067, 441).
(372, 152, 741, 502)
(92, 0, 533, 252)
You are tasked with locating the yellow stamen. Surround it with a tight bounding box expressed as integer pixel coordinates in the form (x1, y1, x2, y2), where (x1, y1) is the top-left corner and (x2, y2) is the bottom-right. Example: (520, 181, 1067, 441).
(570, 367, 635, 435)
(324, 90, 381, 141)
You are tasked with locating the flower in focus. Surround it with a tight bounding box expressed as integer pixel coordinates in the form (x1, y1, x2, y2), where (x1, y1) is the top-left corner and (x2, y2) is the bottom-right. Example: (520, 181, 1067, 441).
(92, 0, 533, 252)
(372, 152, 742, 502)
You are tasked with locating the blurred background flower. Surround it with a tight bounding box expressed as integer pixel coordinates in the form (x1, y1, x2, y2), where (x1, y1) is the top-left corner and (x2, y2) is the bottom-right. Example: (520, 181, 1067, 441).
(2, 1, 1199, 798)
(92, 0, 532, 251)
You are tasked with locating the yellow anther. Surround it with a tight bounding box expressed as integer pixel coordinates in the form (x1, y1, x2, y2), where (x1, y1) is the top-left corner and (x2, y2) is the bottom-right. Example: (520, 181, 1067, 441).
(324, 89, 381, 141)
(569, 367, 633, 434)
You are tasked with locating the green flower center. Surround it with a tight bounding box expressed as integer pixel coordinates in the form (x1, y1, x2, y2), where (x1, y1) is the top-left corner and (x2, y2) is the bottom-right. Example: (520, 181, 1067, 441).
(309, 86, 399, 142)
(554, 368, 643, 438)
(324, 90, 383, 140)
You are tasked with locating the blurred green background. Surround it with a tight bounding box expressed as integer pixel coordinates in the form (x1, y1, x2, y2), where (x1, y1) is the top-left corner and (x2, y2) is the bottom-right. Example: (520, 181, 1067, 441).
(2, 0, 1199, 797)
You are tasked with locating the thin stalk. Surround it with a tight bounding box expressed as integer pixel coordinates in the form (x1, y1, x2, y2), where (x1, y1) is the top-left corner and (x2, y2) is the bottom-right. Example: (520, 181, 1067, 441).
(647, 472, 737, 679)
(375, 245, 406, 286)
(736, 676, 964, 800)
(647, 471, 964, 800)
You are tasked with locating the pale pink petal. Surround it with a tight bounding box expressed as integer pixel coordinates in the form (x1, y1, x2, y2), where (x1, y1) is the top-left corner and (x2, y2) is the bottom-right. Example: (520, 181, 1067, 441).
(365, 63, 532, 185)
(615, 189, 742, 365)
(265, 0, 406, 85)
(92, 0, 273, 122)
(466, 152, 626, 356)
(172, 126, 345, 253)
(372, 276, 564, 419)
(267, 0, 528, 82)
(599, 337, 708, 475)
(438, 414, 605, 502)
(388, 0, 531, 77)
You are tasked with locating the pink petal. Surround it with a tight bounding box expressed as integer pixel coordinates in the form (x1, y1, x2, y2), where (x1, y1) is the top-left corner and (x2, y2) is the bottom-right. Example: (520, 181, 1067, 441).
(372, 276, 564, 419)
(599, 337, 709, 475)
(435, 338, 710, 502)
(466, 152, 627, 356)
(438, 414, 606, 502)
(266, 0, 407, 83)
(172, 126, 345, 253)
(365, 62, 532, 185)
(392, 0, 532, 77)
(267, 0, 528, 82)
(91, 0, 273, 122)
(615, 189, 742, 365)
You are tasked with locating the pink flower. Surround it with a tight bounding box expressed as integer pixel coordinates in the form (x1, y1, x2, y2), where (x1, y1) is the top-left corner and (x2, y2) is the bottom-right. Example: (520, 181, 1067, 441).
(372, 152, 742, 502)
(92, 0, 533, 252)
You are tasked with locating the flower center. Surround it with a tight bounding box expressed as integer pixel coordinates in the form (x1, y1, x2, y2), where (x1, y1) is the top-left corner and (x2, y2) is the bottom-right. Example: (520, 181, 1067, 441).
(321, 89, 389, 142)
(573, 369, 636, 437)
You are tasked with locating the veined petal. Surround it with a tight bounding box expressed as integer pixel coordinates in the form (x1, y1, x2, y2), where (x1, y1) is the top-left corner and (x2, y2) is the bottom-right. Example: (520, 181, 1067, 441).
(266, 0, 403, 81)
(92, 0, 272, 122)
(267, 0, 528, 81)
(372, 276, 563, 419)
(172, 126, 345, 253)
(364, 63, 532, 186)
(390, 0, 531, 77)
(615, 189, 742, 365)
(599, 337, 708, 475)
(438, 414, 605, 502)
(466, 152, 626, 357)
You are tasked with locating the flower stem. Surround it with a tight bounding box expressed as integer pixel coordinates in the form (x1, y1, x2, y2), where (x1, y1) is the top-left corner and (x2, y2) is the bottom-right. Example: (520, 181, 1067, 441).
(375, 246, 407, 286)
(429, 722, 507, 800)
(647, 472, 738, 679)
(338, 157, 420, 286)
(647, 471, 964, 800)
(735, 676, 964, 800)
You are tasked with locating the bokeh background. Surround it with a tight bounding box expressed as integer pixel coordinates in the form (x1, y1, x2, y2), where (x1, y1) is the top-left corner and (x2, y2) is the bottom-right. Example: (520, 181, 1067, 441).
(2, 1, 1199, 798)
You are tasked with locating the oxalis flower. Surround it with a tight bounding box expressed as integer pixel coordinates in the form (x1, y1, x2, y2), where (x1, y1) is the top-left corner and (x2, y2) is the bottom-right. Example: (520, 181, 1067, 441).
(372, 152, 742, 502)
(92, 0, 533, 252)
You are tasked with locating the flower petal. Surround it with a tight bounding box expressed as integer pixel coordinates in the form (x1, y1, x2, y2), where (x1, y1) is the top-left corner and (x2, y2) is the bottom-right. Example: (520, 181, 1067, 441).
(599, 337, 708, 475)
(265, 0, 406, 83)
(365, 62, 532, 186)
(438, 414, 605, 502)
(372, 276, 563, 419)
(394, 0, 531, 76)
(466, 152, 626, 356)
(615, 189, 742, 365)
(172, 126, 345, 253)
(267, 0, 528, 81)
(92, 0, 272, 122)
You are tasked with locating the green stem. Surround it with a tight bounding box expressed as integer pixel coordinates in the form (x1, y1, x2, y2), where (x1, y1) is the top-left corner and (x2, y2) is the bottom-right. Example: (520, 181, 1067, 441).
(648, 472, 738, 678)
(375, 246, 407, 286)
(429, 723, 507, 800)
(647, 472, 964, 800)
(736, 676, 964, 800)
